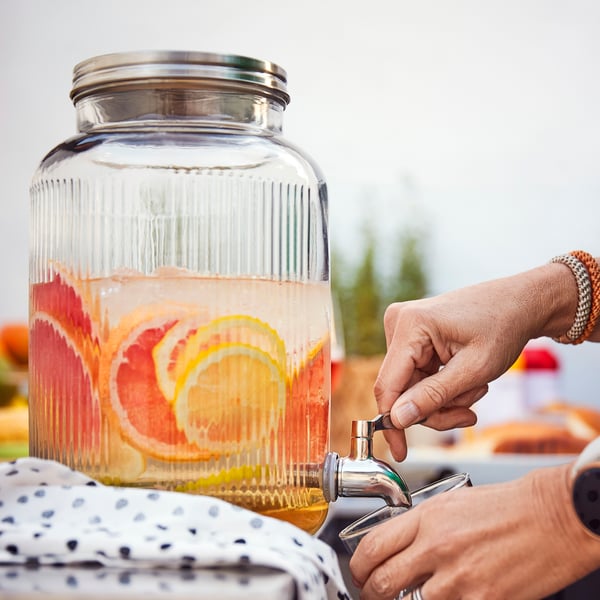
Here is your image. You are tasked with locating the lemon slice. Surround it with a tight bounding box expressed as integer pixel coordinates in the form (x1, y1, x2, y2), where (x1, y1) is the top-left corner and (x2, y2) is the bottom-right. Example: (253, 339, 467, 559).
(173, 342, 286, 453)
(175, 464, 264, 492)
(156, 314, 286, 403)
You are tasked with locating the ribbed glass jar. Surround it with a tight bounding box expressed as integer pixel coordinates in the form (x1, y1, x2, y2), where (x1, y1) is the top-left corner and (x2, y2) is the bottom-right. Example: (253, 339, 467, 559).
(29, 51, 331, 534)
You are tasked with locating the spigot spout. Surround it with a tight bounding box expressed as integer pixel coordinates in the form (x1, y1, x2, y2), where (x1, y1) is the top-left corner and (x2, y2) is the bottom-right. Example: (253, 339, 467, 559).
(322, 417, 412, 508)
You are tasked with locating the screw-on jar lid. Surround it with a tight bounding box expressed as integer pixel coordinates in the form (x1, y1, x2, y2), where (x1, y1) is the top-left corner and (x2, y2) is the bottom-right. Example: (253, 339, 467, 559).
(70, 50, 290, 105)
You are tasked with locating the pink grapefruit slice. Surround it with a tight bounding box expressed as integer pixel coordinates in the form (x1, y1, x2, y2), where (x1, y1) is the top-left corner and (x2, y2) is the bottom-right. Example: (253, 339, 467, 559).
(31, 264, 98, 342)
(29, 312, 101, 455)
(101, 308, 209, 461)
(285, 337, 330, 463)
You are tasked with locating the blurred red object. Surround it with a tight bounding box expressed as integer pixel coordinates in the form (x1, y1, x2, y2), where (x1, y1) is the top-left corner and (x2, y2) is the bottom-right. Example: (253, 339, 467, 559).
(331, 358, 344, 393)
(523, 347, 559, 371)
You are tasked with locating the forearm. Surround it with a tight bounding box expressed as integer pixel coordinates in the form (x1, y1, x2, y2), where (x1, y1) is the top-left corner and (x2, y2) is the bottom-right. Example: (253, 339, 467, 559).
(455, 262, 579, 344)
(511, 257, 600, 343)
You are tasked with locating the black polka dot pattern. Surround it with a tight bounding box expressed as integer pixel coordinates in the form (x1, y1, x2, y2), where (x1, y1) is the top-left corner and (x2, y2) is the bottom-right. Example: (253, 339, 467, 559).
(0, 563, 314, 596)
(0, 458, 347, 599)
(574, 468, 600, 534)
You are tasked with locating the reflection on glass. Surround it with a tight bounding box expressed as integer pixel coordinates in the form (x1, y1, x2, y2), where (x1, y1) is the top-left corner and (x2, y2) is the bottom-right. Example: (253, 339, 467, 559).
(331, 292, 345, 394)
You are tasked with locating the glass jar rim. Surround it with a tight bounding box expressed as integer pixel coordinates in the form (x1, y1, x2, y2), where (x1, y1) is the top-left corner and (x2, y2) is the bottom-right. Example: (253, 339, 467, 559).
(70, 50, 290, 106)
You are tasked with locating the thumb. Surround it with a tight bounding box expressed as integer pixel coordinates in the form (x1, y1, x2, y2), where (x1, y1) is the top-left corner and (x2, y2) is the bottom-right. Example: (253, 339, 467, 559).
(389, 357, 483, 428)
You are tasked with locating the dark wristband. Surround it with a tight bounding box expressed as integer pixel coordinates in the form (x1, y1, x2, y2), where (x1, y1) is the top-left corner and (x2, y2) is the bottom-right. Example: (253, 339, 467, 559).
(573, 467, 600, 536)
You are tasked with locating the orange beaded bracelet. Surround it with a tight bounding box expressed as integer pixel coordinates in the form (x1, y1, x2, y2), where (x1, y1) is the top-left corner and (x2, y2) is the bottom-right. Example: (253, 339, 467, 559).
(550, 251, 600, 345)
(569, 250, 600, 344)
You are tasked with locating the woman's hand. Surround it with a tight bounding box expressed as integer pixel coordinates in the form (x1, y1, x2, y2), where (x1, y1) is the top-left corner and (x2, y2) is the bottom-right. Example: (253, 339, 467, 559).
(374, 264, 577, 461)
(350, 463, 600, 600)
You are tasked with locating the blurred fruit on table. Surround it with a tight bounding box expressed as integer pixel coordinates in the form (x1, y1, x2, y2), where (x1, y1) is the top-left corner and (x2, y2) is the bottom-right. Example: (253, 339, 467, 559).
(0, 321, 29, 459)
(1, 323, 29, 368)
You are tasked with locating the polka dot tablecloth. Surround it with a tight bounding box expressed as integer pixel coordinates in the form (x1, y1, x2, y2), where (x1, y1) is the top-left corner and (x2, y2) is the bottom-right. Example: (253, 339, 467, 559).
(0, 458, 350, 599)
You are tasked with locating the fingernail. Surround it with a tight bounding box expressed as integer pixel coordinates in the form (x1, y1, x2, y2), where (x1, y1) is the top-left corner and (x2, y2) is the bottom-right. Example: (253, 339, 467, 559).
(392, 400, 421, 428)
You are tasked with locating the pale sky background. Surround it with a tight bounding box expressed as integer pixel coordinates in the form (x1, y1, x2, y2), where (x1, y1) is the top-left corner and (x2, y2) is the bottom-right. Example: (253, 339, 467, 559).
(1, 0, 600, 405)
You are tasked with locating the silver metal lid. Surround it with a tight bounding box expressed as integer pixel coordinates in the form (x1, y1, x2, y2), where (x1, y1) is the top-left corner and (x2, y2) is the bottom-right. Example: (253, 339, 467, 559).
(70, 50, 290, 105)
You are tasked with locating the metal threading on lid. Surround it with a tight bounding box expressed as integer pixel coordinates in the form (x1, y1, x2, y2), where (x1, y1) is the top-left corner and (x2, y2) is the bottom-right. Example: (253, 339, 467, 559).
(70, 50, 290, 106)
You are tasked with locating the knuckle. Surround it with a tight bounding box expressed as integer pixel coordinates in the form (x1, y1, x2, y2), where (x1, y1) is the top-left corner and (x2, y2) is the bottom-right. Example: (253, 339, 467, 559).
(383, 301, 419, 334)
(358, 532, 381, 562)
(420, 379, 449, 410)
(451, 561, 472, 585)
(369, 566, 398, 598)
(383, 302, 402, 330)
(373, 375, 386, 401)
(428, 531, 454, 559)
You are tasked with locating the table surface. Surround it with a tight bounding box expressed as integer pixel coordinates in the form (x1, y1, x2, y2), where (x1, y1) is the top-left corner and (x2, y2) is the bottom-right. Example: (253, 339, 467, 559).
(0, 564, 296, 599)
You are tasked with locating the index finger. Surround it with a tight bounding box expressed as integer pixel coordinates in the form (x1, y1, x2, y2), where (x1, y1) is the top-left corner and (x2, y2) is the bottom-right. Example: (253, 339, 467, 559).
(374, 345, 428, 414)
(349, 509, 418, 587)
(390, 352, 486, 428)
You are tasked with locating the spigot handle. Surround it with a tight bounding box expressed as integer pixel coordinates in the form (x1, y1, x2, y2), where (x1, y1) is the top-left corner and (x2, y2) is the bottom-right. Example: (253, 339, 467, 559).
(351, 413, 395, 440)
(371, 412, 395, 432)
(372, 411, 427, 429)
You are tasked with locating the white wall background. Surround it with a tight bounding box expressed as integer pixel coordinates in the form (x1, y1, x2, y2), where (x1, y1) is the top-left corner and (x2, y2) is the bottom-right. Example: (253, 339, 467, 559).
(1, 0, 600, 405)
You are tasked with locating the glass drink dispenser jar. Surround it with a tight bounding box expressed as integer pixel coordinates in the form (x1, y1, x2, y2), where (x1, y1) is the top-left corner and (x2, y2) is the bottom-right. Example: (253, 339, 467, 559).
(29, 51, 332, 534)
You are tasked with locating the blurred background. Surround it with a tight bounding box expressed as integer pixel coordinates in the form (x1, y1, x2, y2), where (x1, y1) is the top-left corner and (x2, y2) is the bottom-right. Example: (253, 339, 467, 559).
(2, 0, 600, 407)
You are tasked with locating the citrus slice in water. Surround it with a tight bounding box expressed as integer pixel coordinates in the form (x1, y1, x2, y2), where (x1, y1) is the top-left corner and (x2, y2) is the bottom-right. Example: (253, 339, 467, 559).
(173, 342, 286, 454)
(151, 313, 210, 402)
(29, 312, 101, 454)
(154, 314, 286, 402)
(285, 337, 330, 463)
(31, 264, 98, 343)
(101, 308, 208, 461)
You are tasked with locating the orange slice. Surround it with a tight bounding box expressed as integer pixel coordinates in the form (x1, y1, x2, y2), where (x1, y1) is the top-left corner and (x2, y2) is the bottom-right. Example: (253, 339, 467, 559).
(173, 342, 286, 454)
(151, 313, 210, 402)
(100, 307, 208, 461)
(0, 323, 29, 366)
(154, 314, 286, 402)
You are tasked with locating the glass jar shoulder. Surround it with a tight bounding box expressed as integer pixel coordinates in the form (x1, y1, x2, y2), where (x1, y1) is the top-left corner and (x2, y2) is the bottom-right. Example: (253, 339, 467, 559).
(33, 131, 324, 185)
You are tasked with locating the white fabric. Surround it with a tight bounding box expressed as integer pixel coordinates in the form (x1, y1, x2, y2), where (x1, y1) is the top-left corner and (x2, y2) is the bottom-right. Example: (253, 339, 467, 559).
(0, 458, 350, 599)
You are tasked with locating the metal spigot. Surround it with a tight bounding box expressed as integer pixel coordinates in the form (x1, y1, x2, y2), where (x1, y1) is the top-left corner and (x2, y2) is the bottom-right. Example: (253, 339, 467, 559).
(322, 413, 412, 508)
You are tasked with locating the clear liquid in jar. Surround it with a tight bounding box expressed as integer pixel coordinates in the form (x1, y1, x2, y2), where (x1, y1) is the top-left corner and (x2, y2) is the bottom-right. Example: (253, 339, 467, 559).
(29, 268, 331, 533)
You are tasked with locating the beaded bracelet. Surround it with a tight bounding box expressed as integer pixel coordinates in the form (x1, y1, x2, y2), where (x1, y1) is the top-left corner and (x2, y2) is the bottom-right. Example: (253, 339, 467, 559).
(550, 254, 592, 343)
(570, 250, 600, 344)
(550, 251, 600, 344)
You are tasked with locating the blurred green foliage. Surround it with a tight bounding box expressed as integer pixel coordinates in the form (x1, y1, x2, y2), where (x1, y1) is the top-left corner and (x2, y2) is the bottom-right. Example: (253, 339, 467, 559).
(332, 224, 429, 356)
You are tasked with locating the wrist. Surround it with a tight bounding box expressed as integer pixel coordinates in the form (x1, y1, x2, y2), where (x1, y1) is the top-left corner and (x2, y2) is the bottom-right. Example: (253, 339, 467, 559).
(539, 262, 581, 340)
(571, 437, 600, 538)
(529, 463, 600, 574)
(547, 253, 600, 344)
(515, 263, 578, 341)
